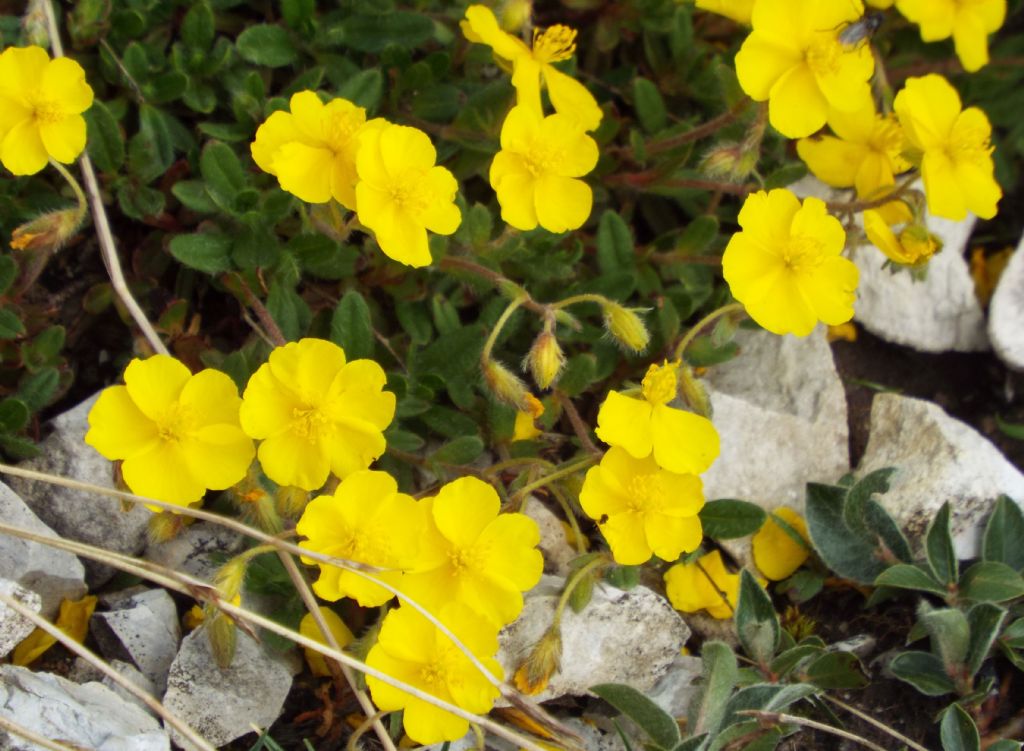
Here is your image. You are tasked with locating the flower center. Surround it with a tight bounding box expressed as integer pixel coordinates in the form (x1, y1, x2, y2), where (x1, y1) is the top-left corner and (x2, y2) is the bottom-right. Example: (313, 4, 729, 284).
(532, 25, 577, 64)
(521, 142, 567, 177)
(156, 405, 192, 444)
(418, 661, 445, 691)
(386, 174, 431, 215)
(30, 100, 64, 125)
(805, 34, 843, 77)
(448, 546, 482, 574)
(641, 362, 678, 406)
(948, 125, 991, 166)
(291, 405, 330, 442)
(869, 115, 905, 160)
(781, 236, 825, 274)
(625, 473, 663, 512)
(325, 111, 362, 155)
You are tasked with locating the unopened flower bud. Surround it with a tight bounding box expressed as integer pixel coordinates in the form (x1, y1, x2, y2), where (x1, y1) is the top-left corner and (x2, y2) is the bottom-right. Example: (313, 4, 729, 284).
(897, 224, 942, 266)
(501, 0, 532, 31)
(147, 510, 189, 544)
(482, 357, 532, 410)
(276, 485, 310, 518)
(10, 207, 83, 253)
(699, 142, 744, 180)
(21, 0, 49, 48)
(602, 303, 650, 354)
(207, 609, 238, 669)
(513, 627, 562, 695)
(526, 331, 565, 390)
(678, 365, 713, 419)
(213, 557, 248, 604)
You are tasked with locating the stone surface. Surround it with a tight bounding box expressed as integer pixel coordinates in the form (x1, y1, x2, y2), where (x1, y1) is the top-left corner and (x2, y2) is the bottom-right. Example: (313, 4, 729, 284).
(92, 589, 181, 694)
(700, 326, 850, 510)
(145, 521, 245, 584)
(858, 393, 1024, 559)
(522, 497, 579, 577)
(988, 233, 1024, 370)
(0, 665, 169, 751)
(102, 661, 159, 717)
(162, 627, 295, 750)
(0, 480, 85, 618)
(498, 576, 689, 703)
(6, 394, 151, 587)
(646, 654, 704, 719)
(0, 580, 40, 660)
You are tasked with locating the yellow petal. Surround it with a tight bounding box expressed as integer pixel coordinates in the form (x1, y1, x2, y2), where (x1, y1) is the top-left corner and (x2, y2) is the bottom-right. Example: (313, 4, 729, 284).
(418, 166, 461, 235)
(181, 425, 255, 490)
(475, 513, 543, 591)
(1, 119, 49, 175)
(768, 63, 828, 138)
(796, 136, 864, 188)
(372, 210, 432, 268)
(85, 385, 159, 460)
(594, 391, 654, 458)
(273, 141, 335, 203)
(257, 432, 331, 490)
(600, 512, 651, 565)
(179, 369, 243, 426)
(952, 11, 990, 72)
(538, 113, 599, 176)
(122, 441, 207, 506)
(735, 33, 802, 101)
(534, 174, 592, 233)
(955, 159, 1001, 220)
(40, 56, 94, 114)
(379, 124, 436, 177)
(268, 338, 348, 402)
(251, 110, 299, 176)
(431, 476, 499, 549)
(299, 607, 354, 677)
(323, 422, 387, 479)
(492, 168, 539, 231)
(645, 513, 703, 562)
(803, 256, 859, 326)
(289, 90, 327, 142)
(0, 46, 50, 97)
(542, 66, 602, 132)
(123, 355, 191, 423)
(864, 209, 907, 263)
(649, 404, 720, 475)
(463, 4, 530, 62)
(893, 74, 960, 151)
(752, 507, 810, 580)
(43, 114, 88, 165)
(921, 150, 968, 220)
(239, 363, 301, 440)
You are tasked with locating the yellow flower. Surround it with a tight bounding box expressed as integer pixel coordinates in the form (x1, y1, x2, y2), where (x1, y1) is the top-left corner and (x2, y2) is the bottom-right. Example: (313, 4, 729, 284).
(895, 0, 1005, 72)
(796, 101, 911, 207)
(250, 91, 376, 209)
(296, 470, 426, 606)
(489, 105, 598, 233)
(751, 507, 810, 581)
(299, 607, 355, 677)
(595, 361, 720, 475)
(694, 0, 755, 24)
(12, 595, 97, 666)
(239, 338, 396, 491)
(462, 5, 602, 131)
(722, 189, 859, 337)
(734, 0, 874, 138)
(580, 447, 704, 565)
(664, 550, 740, 620)
(866, 0, 894, 7)
(355, 123, 461, 267)
(893, 74, 1001, 221)
(394, 476, 543, 627)
(512, 394, 545, 441)
(863, 209, 941, 266)
(366, 604, 503, 745)
(86, 356, 255, 509)
(0, 46, 93, 176)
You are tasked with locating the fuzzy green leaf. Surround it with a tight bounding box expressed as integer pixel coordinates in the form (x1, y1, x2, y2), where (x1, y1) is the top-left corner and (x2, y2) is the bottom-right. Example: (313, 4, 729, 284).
(889, 650, 956, 696)
(927, 502, 958, 585)
(940, 704, 980, 751)
(736, 570, 780, 665)
(803, 651, 867, 689)
(688, 641, 738, 738)
(874, 564, 947, 596)
(330, 291, 374, 361)
(236, 24, 297, 67)
(0, 309, 27, 340)
(966, 602, 1007, 678)
(596, 210, 635, 275)
(591, 683, 681, 750)
(633, 77, 667, 133)
(699, 499, 767, 539)
(169, 233, 232, 274)
(959, 561, 1024, 603)
(983, 495, 1024, 571)
(805, 482, 884, 584)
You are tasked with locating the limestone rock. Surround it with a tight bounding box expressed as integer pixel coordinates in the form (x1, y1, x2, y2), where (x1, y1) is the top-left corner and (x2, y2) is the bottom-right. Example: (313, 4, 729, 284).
(0, 580, 40, 660)
(646, 654, 704, 719)
(0, 665, 169, 751)
(145, 521, 244, 584)
(858, 393, 1024, 559)
(988, 233, 1024, 370)
(522, 497, 579, 577)
(91, 589, 181, 694)
(162, 627, 295, 750)
(498, 576, 689, 703)
(7, 394, 151, 587)
(0, 480, 85, 618)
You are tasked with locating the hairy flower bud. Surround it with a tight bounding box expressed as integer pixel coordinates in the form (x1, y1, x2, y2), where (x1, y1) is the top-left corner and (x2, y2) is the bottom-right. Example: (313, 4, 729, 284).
(526, 331, 565, 390)
(276, 485, 310, 518)
(513, 627, 562, 695)
(10, 207, 83, 253)
(147, 510, 189, 544)
(677, 365, 713, 419)
(482, 357, 532, 410)
(602, 303, 650, 354)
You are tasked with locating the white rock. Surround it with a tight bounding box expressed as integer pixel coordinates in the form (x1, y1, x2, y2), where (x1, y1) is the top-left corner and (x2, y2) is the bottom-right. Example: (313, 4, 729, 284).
(522, 497, 579, 577)
(7, 394, 151, 587)
(102, 661, 159, 717)
(162, 628, 295, 750)
(0, 580, 40, 660)
(858, 393, 1024, 559)
(988, 233, 1024, 370)
(0, 665, 169, 751)
(91, 589, 181, 694)
(0, 480, 85, 618)
(701, 326, 849, 510)
(145, 521, 244, 584)
(646, 654, 704, 719)
(498, 576, 689, 703)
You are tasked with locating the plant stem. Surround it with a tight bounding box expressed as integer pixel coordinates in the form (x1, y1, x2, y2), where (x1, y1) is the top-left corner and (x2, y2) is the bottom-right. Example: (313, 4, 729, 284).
(554, 390, 601, 456)
(551, 292, 608, 310)
(547, 483, 588, 555)
(644, 98, 752, 156)
(672, 302, 746, 361)
(482, 296, 526, 362)
(234, 274, 287, 347)
(49, 159, 88, 225)
(553, 554, 610, 628)
(513, 454, 600, 502)
(736, 710, 888, 751)
(825, 174, 918, 214)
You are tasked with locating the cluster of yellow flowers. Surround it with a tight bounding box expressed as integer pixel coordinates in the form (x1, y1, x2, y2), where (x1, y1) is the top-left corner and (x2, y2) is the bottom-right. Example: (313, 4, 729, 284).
(251, 92, 461, 268)
(462, 5, 601, 233)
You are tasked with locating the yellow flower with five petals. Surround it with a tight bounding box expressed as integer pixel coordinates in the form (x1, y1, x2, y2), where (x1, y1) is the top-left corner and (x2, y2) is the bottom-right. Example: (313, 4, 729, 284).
(896, 0, 1005, 72)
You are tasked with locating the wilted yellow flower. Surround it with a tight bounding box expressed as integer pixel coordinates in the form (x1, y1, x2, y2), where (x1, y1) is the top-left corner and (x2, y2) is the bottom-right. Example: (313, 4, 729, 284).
(355, 123, 461, 267)
(489, 106, 597, 233)
(580, 447, 704, 565)
(296, 470, 426, 606)
(394, 476, 543, 627)
(462, 5, 602, 131)
(512, 394, 545, 441)
(0, 45, 93, 175)
(863, 209, 941, 267)
(86, 356, 255, 509)
(664, 550, 741, 619)
(239, 338, 396, 491)
(896, 0, 1005, 72)
(10, 207, 82, 253)
(796, 101, 911, 217)
(734, 0, 874, 138)
(299, 607, 355, 677)
(595, 361, 720, 475)
(12, 595, 97, 666)
(723, 189, 858, 337)
(751, 507, 810, 581)
(694, 0, 754, 24)
(251, 91, 377, 209)
(893, 74, 1001, 221)
(366, 604, 503, 745)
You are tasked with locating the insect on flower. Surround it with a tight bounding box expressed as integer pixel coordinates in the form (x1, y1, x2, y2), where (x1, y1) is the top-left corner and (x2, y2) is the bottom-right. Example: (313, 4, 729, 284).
(838, 10, 883, 48)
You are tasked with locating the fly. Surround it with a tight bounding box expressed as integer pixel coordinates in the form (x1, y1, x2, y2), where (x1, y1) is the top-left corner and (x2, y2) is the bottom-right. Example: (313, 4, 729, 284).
(838, 10, 883, 48)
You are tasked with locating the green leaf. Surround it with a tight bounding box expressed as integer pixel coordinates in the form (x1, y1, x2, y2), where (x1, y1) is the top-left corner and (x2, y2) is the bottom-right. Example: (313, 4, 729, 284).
(169, 233, 232, 274)
(236, 24, 297, 67)
(940, 704, 980, 751)
(0, 398, 29, 433)
(17, 368, 59, 412)
(266, 283, 311, 342)
(21, 325, 65, 371)
(558, 353, 598, 397)
(384, 427, 424, 453)
(596, 210, 635, 274)
(874, 564, 947, 596)
(200, 141, 247, 213)
(763, 163, 808, 189)
(633, 77, 667, 133)
(959, 561, 1024, 603)
(288, 235, 357, 280)
(688, 641, 738, 738)
(983, 495, 1024, 570)
(965, 602, 1006, 678)
(699, 499, 767, 539)
(129, 105, 175, 184)
(805, 482, 885, 585)
(419, 407, 479, 440)
(0, 309, 26, 340)
(843, 467, 897, 535)
(605, 565, 640, 590)
(986, 742, 1022, 751)
(330, 291, 374, 361)
(769, 644, 823, 679)
(430, 436, 484, 465)
(736, 570, 780, 665)
(0, 434, 40, 460)
(889, 650, 956, 696)
(181, 1, 214, 49)
(803, 651, 867, 689)
(675, 216, 718, 255)
(927, 502, 958, 585)
(996, 415, 1024, 441)
(172, 180, 217, 213)
(863, 498, 913, 564)
(416, 325, 485, 409)
(84, 100, 125, 173)
(337, 69, 383, 111)
(336, 12, 434, 52)
(281, 0, 315, 28)
(0, 256, 17, 296)
(920, 604, 970, 670)
(591, 683, 681, 750)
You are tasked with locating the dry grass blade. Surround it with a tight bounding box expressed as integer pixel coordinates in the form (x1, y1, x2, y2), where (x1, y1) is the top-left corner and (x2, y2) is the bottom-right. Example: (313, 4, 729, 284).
(0, 713, 80, 751)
